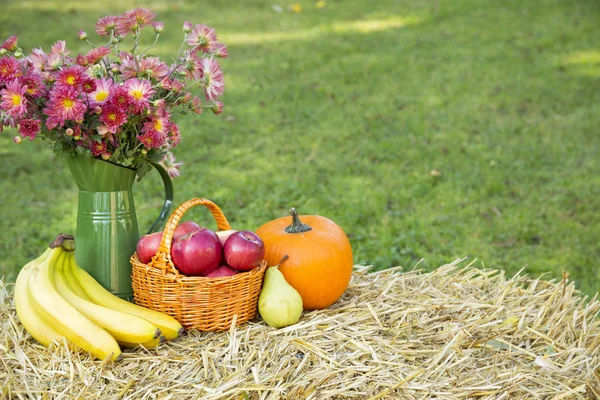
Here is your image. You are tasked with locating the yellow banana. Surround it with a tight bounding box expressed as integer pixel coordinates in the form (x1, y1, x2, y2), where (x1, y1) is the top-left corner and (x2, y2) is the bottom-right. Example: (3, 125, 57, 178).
(28, 237, 122, 361)
(60, 254, 91, 300)
(60, 253, 163, 349)
(119, 335, 165, 349)
(14, 247, 64, 347)
(71, 260, 184, 340)
(55, 252, 161, 345)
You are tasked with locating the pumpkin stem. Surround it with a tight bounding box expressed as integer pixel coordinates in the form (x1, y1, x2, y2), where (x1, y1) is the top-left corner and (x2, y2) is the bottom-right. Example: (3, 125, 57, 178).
(285, 208, 312, 234)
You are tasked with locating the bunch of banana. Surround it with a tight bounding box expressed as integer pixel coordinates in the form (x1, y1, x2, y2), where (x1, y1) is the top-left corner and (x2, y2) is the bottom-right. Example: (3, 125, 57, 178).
(14, 234, 184, 361)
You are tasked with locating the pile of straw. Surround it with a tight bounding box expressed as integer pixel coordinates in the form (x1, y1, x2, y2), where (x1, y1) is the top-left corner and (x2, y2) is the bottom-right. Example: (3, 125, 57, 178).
(2, 259, 599, 399)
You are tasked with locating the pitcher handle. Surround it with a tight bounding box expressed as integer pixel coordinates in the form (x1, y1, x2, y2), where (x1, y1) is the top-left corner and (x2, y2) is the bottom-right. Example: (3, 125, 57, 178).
(146, 162, 174, 234)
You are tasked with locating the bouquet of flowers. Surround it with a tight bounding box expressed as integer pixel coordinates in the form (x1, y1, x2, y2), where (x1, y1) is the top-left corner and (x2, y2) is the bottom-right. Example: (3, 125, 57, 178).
(0, 8, 227, 179)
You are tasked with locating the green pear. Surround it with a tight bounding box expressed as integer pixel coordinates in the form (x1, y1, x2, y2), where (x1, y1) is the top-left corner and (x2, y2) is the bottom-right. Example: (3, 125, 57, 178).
(258, 266, 303, 328)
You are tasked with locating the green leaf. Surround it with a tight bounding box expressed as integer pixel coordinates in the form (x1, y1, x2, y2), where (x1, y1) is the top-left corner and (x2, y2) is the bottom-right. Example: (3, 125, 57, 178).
(147, 150, 166, 163)
(111, 147, 121, 160)
(136, 161, 152, 182)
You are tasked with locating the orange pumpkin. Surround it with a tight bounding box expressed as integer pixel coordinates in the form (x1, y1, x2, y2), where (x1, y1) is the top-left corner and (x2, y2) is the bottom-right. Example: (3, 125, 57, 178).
(255, 208, 353, 310)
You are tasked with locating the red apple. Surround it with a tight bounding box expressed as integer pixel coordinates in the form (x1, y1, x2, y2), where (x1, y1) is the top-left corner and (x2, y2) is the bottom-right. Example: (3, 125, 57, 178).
(171, 228, 222, 276)
(223, 231, 265, 271)
(136, 231, 163, 263)
(173, 221, 202, 240)
(216, 229, 237, 264)
(215, 229, 237, 246)
(205, 264, 238, 278)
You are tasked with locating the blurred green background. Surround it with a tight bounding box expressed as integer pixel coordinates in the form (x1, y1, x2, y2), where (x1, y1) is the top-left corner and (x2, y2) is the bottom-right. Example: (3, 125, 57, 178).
(1, 0, 599, 296)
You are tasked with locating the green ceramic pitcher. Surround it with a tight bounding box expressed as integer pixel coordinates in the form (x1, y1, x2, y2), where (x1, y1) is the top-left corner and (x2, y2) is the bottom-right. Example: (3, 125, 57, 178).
(65, 153, 173, 300)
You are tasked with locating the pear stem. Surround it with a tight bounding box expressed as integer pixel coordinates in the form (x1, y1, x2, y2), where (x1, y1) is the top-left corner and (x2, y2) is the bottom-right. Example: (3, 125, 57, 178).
(277, 254, 289, 266)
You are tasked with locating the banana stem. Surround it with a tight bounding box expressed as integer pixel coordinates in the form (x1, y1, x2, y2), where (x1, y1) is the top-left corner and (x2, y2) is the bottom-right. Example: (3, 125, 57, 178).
(50, 234, 75, 251)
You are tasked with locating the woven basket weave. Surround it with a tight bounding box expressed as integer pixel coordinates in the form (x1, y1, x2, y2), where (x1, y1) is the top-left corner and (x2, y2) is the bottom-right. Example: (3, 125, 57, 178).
(131, 198, 267, 331)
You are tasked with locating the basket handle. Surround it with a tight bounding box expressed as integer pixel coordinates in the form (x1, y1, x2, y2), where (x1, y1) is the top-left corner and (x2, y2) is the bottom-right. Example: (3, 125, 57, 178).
(153, 198, 232, 272)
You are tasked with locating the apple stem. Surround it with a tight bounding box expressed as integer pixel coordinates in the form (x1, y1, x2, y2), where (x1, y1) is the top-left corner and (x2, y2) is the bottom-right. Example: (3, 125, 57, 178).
(285, 208, 312, 234)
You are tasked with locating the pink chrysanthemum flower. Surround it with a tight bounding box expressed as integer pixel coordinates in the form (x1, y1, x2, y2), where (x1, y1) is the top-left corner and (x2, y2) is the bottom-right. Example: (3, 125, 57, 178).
(213, 42, 228, 58)
(1, 115, 17, 130)
(153, 98, 170, 118)
(124, 78, 155, 113)
(89, 140, 107, 157)
(139, 56, 170, 80)
(118, 52, 137, 79)
(99, 103, 128, 133)
(153, 98, 166, 109)
(96, 125, 107, 136)
(50, 40, 69, 56)
(97, 124, 118, 146)
(116, 8, 156, 35)
(28, 48, 46, 75)
(1, 35, 18, 51)
(0, 57, 22, 84)
(95, 15, 118, 36)
(159, 151, 183, 178)
(138, 115, 169, 148)
(107, 85, 133, 110)
(85, 46, 111, 64)
(43, 85, 86, 130)
(127, 8, 157, 27)
(178, 92, 192, 105)
(75, 54, 89, 67)
(152, 21, 164, 34)
(211, 101, 224, 115)
(45, 53, 63, 71)
(115, 15, 137, 36)
(1, 79, 28, 118)
(72, 126, 83, 140)
(183, 21, 192, 33)
(81, 78, 97, 94)
(170, 79, 185, 93)
(186, 24, 218, 53)
(167, 122, 181, 148)
(18, 72, 45, 97)
(191, 96, 203, 114)
(159, 78, 172, 90)
(199, 58, 224, 101)
(18, 118, 41, 140)
(181, 54, 203, 80)
(119, 53, 169, 80)
(137, 129, 166, 149)
(142, 115, 169, 136)
(87, 78, 113, 108)
(56, 66, 86, 87)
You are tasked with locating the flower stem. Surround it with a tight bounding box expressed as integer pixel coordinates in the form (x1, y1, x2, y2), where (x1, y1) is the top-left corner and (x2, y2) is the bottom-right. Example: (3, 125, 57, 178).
(176, 35, 187, 60)
(141, 34, 160, 57)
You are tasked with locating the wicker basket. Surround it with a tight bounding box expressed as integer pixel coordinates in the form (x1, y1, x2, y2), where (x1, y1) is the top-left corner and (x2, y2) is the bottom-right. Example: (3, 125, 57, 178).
(130, 198, 267, 331)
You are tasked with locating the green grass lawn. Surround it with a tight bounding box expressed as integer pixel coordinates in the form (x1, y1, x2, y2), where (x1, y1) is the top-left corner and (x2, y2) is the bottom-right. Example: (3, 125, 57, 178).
(1, 0, 599, 296)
